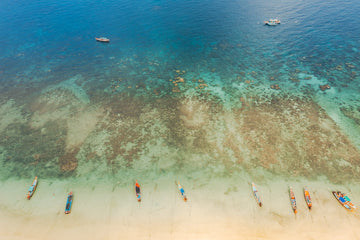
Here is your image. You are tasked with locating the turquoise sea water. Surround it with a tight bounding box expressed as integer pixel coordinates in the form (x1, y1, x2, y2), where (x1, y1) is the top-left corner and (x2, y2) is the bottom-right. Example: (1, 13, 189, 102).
(0, 0, 360, 182)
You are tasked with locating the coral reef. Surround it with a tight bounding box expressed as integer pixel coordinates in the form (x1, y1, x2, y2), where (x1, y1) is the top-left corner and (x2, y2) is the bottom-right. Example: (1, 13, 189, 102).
(270, 84, 281, 90)
(0, 80, 359, 183)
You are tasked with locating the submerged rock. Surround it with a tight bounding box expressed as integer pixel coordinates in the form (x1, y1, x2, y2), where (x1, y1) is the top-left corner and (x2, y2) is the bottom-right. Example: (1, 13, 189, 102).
(270, 84, 280, 90)
(319, 84, 331, 91)
(335, 65, 343, 71)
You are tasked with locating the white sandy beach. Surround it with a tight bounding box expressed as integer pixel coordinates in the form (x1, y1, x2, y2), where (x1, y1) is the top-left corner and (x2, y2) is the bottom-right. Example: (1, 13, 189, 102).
(1, 173, 360, 240)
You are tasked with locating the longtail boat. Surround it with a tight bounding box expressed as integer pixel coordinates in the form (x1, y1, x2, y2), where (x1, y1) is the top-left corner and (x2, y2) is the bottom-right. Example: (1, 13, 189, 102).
(135, 180, 141, 202)
(289, 187, 297, 213)
(65, 192, 73, 214)
(27, 176, 38, 200)
(332, 191, 356, 211)
(252, 182, 262, 207)
(176, 181, 187, 202)
(303, 187, 312, 209)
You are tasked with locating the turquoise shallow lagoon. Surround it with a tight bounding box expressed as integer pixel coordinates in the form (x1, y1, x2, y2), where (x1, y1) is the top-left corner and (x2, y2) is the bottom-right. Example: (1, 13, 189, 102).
(0, 0, 360, 238)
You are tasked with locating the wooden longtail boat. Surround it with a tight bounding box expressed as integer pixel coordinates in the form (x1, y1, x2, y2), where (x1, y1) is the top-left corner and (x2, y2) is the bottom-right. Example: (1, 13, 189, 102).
(289, 187, 297, 213)
(303, 187, 312, 209)
(135, 180, 141, 202)
(27, 176, 38, 200)
(252, 182, 262, 207)
(65, 192, 73, 214)
(332, 191, 356, 211)
(176, 181, 187, 202)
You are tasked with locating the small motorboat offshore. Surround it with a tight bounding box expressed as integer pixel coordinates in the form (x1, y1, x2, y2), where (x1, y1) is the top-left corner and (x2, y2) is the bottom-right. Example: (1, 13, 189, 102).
(264, 19, 281, 26)
(333, 191, 356, 211)
(252, 182, 262, 207)
(176, 181, 187, 202)
(27, 176, 38, 200)
(135, 180, 141, 202)
(65, 192, 73, 214)
(289, 187, 297, 213)
(95, 37, 110, 43)
(303, 187, 312, 209)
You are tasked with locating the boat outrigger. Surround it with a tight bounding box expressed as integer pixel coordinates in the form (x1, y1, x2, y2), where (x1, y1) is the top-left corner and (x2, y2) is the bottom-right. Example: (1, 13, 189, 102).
(303, 187, 312, 209)
(252, 182, 262, 207)
(332, 191, 356, 211)
(27, 176, 38, 200)
(176, 181, 187, 202)
(264, 19, 281, 26)
(135, 180, 141, 202)
(289, 187, 297, 213)
(95, 37, 110, 43)
(65, 192, 73, 214)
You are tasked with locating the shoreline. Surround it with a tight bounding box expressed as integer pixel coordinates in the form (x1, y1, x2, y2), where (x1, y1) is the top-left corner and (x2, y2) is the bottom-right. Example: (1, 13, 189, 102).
(1, 175, 360, 239)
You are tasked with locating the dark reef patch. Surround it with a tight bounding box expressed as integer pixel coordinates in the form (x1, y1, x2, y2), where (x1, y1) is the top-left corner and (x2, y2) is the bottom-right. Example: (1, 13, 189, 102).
(0, 120, 69, 178)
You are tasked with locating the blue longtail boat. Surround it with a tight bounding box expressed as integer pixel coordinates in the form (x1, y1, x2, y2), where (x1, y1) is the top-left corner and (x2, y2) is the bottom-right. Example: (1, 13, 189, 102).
(65, 192, 73, 214)
(333, 191, 356, 211)
(27, 176, 38, 200)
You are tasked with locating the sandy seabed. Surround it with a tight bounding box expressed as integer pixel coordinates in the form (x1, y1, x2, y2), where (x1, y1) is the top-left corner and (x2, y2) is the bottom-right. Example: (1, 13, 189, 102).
(1, 174, 360, 240)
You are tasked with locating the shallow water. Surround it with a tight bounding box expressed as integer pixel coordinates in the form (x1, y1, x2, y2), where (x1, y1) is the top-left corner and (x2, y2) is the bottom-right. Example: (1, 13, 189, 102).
(0, 0, 359, 184)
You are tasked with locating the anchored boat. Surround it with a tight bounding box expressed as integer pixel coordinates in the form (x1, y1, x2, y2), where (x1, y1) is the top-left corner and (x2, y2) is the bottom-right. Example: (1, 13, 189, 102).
(264, 19, 281, 26)
(135, 180, 141, 202)
(27, 176, 38, 200)
(289, 187, 297, 213)
(252, 182, 262, 207)
(176, 181, 187, 202)
(333, 191, 356, 211)
(95, 37, 110, 43)
(303, 187, 312, 209)
(65, 192, 73, 214)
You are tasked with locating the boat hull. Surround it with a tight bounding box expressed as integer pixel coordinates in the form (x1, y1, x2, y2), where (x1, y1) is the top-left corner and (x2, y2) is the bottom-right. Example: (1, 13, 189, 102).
(135, 181, 141, 202)
(252, 183, 262, 207)
(27, 176, 38, 200)
(264, 19, 281, 26)
(332, 191, 355, 211)
(177, 182, 187, 202)
(95, 37, 110, 43)
(65, 192, 73, 214)
(289, 187, 297, 213)
(304, 187, 312, 209)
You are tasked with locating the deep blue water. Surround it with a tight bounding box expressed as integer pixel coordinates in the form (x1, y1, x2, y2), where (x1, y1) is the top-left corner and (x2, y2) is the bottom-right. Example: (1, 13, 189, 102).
(0, 0, 359, 95)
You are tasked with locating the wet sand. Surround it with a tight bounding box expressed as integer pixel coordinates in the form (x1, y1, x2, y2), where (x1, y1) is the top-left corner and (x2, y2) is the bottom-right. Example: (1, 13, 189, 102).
(1, 174, 360, 240)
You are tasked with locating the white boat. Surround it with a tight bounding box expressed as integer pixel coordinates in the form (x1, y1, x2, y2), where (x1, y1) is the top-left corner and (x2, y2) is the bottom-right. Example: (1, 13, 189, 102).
(264, 19, 281, 26)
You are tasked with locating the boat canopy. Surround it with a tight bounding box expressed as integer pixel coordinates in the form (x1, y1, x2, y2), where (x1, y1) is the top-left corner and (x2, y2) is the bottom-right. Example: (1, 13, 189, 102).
(344, 196, 351, 202)
(345, 204, 351, 210)
(339, 197, 346, 203)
